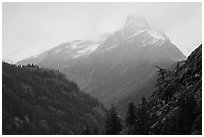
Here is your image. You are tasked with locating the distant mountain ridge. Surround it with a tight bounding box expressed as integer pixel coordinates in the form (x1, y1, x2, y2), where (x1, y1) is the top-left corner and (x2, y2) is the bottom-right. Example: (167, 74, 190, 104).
(17, 15, 186, 113)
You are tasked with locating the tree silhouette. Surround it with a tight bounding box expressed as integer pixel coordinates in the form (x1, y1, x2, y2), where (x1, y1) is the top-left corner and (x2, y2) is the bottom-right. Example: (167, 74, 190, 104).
(83, 126, 91, 135)
(136, 97, 150, 135)
(105, 105, 122, 135)
(125, 101, 136, 125)
(176, 94, 197, 134)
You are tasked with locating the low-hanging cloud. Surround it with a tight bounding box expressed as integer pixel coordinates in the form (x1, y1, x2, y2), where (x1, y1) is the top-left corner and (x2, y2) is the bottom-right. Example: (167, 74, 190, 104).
(2, 2, 202, 62)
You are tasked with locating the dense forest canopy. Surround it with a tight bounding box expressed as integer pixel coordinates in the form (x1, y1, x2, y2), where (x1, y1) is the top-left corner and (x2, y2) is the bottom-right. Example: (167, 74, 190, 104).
(2, 62, 106, 134)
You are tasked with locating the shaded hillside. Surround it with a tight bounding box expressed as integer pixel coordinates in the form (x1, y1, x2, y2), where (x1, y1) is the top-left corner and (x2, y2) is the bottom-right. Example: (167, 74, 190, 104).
(116, 60, 177, 117)
(2, 62, 106, 135)
(119, 44, 202, 135)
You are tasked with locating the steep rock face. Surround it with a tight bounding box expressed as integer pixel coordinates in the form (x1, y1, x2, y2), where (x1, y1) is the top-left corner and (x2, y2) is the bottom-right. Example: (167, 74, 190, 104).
(17, 15, 186, 109)
(147, 44, 202, 135)
(2, 62, 106, 135)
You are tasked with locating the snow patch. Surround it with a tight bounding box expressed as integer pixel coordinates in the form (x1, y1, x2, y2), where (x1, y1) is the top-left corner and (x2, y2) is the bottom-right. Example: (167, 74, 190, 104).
(52, 49, 61, 54)
(69, 44, 79, 50)
(146, 30, 166, 41)
(72, 43, 99, 58)
(103, 45, 118, 52)
(143, 29, 168, 46)
(130, 29, 146, 37)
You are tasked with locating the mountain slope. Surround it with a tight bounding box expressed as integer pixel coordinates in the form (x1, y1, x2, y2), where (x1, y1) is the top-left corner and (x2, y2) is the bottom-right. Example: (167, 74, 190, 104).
(116, 58, 183, 117)
(17, 15, 186, 110)
(148, 44, 202, 134)
(2, 62, 106, 135)
(121, 44, 202, 135)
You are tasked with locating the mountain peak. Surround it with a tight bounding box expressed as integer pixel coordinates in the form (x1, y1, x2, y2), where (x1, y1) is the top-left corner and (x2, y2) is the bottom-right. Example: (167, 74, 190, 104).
(124, 15, 150, 29)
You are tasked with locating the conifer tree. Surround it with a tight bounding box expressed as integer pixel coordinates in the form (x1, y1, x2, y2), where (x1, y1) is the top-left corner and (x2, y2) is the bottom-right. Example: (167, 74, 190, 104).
(105, 105, 122, 135)
(176, 94, 197, 134)
(125, 101, 136, 125)
(93, 127, 98, 135)
(176, 62, 180, 71)
(136, 97, 150, 135)
(83, 126, 91, 135)
(124, 101, 138, 135)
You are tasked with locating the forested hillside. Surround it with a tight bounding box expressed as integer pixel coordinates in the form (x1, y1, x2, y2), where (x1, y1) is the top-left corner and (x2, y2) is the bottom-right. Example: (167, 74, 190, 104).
(106, 44, 202, 135)
(2, 62, 106, 135)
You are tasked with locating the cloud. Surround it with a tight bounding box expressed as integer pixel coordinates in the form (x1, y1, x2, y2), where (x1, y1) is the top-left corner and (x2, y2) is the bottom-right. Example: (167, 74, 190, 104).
(2, 2, 202, 62)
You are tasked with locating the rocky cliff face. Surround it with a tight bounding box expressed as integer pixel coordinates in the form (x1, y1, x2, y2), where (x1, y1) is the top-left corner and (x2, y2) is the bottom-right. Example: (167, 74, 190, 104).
(147, 44, 202, 134)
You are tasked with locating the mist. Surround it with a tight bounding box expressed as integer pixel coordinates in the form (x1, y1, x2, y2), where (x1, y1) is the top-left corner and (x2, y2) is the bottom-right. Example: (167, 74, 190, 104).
(2, 2, 202, 63)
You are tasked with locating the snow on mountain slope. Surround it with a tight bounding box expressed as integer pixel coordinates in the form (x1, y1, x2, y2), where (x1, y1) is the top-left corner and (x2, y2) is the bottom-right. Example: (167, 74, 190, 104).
(17, 15, 186, 111)
(18, 15, 171, 65)
(72, 43, 100, 58)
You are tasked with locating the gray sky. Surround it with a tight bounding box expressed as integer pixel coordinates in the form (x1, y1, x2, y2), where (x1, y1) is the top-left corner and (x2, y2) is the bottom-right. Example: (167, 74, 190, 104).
(3, 2, 202, 63)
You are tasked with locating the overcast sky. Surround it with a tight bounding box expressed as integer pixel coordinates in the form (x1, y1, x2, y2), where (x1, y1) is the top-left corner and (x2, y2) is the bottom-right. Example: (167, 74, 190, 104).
(3, 2, 202, 63)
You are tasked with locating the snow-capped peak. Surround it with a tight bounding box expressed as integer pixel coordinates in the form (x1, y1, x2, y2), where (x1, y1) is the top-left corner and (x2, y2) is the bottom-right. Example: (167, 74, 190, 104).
(117, 15, 169, 46)
(62, 33, 111, 58)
